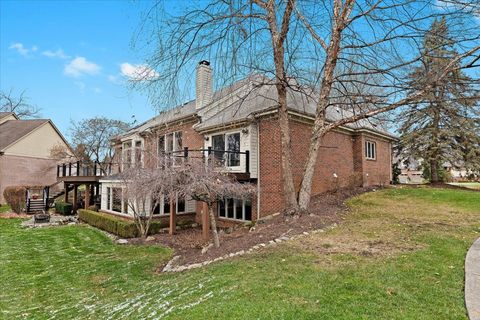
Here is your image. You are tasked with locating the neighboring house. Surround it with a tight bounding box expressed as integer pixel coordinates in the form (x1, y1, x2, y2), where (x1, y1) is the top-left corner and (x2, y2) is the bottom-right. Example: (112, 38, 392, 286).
(0, 112, 72, 203)
(396, 157, 425, 184)
(100, 61, 396, 224)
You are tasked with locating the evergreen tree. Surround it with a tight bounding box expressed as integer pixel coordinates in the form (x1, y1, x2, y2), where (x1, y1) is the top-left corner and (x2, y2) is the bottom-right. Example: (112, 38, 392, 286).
(398, 18, 480, 182)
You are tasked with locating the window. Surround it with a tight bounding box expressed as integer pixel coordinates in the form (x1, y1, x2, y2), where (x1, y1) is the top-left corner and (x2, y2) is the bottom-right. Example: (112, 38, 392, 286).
(153, 194, 187, 215)
(211, 132, 241, 167)
(134, 141, 142, 166)
(227, 133, 240, 166)
(365, 141, 376, 160)
(112, 188, 122, 213)
(159, 131, 183, 166)
(218, 198, 252, 221)
(122, 141, 132, 169)
(105, 187, 127, 214)
(106, 187, 111, 210)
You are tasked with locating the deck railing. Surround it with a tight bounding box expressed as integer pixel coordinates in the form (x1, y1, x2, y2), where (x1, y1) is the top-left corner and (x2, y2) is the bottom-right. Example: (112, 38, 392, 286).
(166, 147, 250, 174)
(57, 161, 112, 178)
(57, 148, 250, 179)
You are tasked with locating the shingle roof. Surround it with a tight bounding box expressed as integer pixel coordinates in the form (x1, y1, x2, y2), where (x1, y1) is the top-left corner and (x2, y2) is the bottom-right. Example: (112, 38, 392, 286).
(120, 74, 396, 139)
(0, 119, 49, 150)
(0, 112, 17, 119)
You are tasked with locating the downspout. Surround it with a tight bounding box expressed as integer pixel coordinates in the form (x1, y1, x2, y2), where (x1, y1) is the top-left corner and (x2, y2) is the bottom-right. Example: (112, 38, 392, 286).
(256, 123, 261, 221)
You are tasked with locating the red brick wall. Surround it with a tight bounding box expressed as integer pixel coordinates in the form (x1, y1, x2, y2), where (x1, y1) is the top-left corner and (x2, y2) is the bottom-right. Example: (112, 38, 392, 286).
(0, 155, 57, 203)
(355, 134, 392, 186)
(258, 117, 392, 216)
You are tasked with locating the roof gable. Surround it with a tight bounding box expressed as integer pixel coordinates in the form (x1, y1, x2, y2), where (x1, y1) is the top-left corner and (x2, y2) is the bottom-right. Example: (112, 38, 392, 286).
(0, 119, 50, 151)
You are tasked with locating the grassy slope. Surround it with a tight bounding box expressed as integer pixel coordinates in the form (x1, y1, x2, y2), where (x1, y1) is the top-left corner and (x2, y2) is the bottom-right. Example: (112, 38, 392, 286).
(1, 187, 479, 319)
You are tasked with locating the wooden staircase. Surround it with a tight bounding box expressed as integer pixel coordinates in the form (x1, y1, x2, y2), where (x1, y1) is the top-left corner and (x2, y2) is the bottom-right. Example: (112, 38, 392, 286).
(25, 182, 72, 213)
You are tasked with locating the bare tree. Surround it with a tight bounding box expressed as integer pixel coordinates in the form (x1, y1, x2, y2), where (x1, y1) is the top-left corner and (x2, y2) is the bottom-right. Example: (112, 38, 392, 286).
(182, 157, 256, 247)
(117, 152, 182, 238)
(69, 117, 130, 172)
(0, 89, 40, 118)
(117, 148, 254, 244)
(135, 0, 480, 212)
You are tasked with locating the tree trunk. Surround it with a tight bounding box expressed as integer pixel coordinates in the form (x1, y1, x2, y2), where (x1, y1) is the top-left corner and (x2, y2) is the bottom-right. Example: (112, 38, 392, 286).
(298, 20, 344, 210)
(264, 0, 298, 211)
(208, 205, 220, 248)
(430, 159, 439, 183)
(277, 87, 298, 210)
(298, 122, 326, 209)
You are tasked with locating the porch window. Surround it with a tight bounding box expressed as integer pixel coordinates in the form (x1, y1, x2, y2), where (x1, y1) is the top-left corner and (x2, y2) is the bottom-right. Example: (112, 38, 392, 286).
(218, 198, 252, 221)
(106, 187, 111, 210)
(211, 132, 240, 167)
(112, 188, 123, 213)
(153, 194, 187, 215)
(365, 141, 376, 160)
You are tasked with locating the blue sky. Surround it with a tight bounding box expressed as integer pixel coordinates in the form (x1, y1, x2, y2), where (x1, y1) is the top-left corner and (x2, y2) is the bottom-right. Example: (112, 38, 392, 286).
(0, 0, 158, 135)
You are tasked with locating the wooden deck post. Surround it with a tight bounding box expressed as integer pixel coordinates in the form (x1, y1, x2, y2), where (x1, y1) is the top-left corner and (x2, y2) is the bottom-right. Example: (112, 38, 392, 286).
(202, 202, 210, 241)
(169, 198, 177, 235)
(64, 182, 69, 203)
(84, 184, 90, 209)
(72, 184, 78, 213)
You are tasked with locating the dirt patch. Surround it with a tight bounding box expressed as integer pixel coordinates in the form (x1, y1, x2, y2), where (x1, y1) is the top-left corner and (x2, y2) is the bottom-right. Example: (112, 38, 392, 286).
(0, 212, 30, 219)
(127, 186, 376, 267)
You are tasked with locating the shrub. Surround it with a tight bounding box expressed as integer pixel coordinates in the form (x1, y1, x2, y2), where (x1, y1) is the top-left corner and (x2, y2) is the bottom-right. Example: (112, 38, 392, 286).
(3, 186, 26, 213)
(78, 210, 168, 238)
(55, 202, 73, 215)
(87, 205, 98, 212)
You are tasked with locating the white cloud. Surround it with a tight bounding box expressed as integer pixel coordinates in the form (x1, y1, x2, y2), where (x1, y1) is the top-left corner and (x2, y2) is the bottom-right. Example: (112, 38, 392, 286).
(64, 57, 101, 77)
(9, 43, 37, 57)
(43, 49, 69, 59)
(93, 87, 102, 94)
(120, 62, 159, 81)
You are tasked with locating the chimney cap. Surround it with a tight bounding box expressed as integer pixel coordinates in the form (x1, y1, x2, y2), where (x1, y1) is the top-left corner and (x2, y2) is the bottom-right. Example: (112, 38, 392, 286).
(199, 60, 210, 66)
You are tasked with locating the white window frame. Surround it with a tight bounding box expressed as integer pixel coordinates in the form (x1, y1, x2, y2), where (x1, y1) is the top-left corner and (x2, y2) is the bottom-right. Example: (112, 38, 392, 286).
(106, 186, 127, 214)
(211, 131, 241, 168)
(133, 140, 143, 167)
(218, 198, 252, 221)
(152, 193, 187, 216)
(365, 140, 376, 160)
(158, 131, 183, 166)
(122, 140, 132, 170)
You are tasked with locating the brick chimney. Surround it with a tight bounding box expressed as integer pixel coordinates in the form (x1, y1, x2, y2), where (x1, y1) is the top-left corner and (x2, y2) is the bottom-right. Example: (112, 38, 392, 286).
(196, 60, 213, 109)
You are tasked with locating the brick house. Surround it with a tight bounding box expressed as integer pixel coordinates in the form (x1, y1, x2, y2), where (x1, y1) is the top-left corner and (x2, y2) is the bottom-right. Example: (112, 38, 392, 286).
(0, 112, 72, 204)
(99, 61, 396, 224)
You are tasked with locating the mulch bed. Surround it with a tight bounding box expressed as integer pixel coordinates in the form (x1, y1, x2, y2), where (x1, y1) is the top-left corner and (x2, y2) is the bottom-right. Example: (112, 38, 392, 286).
(129, 186, 376, 266)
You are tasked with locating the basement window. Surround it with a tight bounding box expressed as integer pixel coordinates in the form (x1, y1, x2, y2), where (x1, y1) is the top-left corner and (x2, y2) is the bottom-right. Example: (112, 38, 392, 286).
(365, 141, 376, 160)
(218, 198, 252, 221)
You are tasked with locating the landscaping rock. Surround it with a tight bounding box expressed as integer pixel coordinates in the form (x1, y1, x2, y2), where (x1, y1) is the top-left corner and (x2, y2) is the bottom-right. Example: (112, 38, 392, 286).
(201, 243, 213, 254)
(116, 239, 128, 244)
(145, 236, 155, 242)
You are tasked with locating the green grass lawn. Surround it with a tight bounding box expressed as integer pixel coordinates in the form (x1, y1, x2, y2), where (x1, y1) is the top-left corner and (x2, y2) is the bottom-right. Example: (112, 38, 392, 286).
(1, 187, 479, 319)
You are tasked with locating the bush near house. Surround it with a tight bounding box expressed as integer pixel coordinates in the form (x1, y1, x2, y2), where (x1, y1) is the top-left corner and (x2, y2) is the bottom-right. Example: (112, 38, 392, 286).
(55, 202, 73, 215)
(78, 209, 169, 238)
(3, 186, 26, 213)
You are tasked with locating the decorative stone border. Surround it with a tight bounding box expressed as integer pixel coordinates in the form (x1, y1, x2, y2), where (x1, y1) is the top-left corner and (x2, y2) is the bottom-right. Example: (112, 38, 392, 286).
(162, 223, 338, 272)
(21, 215, 78, 228)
